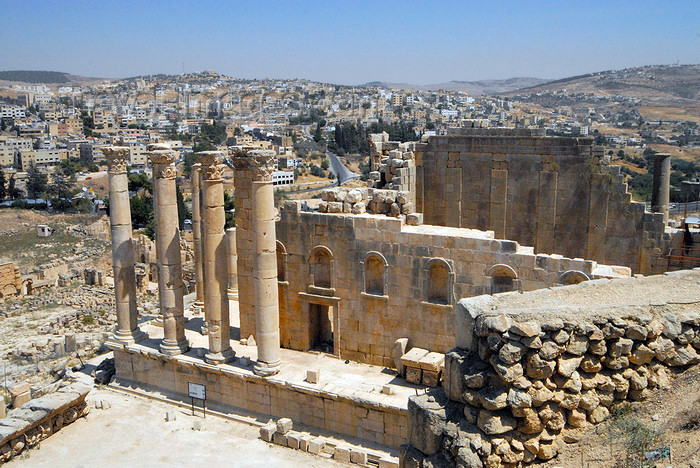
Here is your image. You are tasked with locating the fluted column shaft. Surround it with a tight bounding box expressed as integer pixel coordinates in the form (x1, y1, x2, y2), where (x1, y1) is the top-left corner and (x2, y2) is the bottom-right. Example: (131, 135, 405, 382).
(105, 147, 145, 345)
(199, 151, 235, 364)
(150, 146, 189, 355)
(191, 164, 205, 313)
(232, 150, 281, 376)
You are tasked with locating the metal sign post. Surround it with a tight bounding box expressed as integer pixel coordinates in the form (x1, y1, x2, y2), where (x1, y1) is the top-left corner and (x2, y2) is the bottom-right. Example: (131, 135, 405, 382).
(188, 382, 206, 418)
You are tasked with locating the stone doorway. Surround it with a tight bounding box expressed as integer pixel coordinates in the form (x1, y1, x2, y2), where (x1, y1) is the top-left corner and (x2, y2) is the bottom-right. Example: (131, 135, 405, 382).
(309, 303, 334, 354)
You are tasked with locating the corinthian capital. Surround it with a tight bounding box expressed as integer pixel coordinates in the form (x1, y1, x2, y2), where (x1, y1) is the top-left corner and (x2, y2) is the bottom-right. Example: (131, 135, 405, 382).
(231, 149, 276, 182)
(103, 146, 130, 174)
(197, 151, 226, 181)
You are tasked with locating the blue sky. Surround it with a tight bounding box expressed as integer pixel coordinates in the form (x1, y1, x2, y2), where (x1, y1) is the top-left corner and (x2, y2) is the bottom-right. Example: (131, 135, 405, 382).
(1, 1, 698, 84)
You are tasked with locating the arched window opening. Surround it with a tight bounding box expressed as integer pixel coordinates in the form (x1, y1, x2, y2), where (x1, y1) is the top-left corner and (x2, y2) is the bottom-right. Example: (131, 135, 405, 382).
(309, 247, 332, 288)
(365, 255, 385, 295)
(559, 270, 590, 286)
(487, 264, 518, 294)
(428, 262, 449, 304)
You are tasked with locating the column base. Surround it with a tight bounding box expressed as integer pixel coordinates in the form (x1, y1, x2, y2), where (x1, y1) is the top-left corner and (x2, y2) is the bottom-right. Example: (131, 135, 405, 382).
(110, 328, 147, 346)
(205, 348, 236, 365)
(226, 289, 238, 301)
(254, 359, 281, 377)
(160, 338, 190, 356)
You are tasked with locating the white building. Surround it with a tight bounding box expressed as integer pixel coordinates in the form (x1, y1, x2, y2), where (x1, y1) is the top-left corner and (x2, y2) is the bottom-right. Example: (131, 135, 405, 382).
(273, 171, 295, 186)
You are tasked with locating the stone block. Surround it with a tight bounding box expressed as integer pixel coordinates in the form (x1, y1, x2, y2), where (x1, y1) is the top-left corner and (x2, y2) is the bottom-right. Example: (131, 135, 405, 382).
(422, 370, 441, 387)
(393, 338, 409, 375)
(192, 420, 205, 431)
(260, 423, 276, 442)
(378, 456, 400, 468)
(276, 417, 293, 434)
(286, 432, 300, 449)
(405, 366, 422, 384)
(165, 411, 176, 422)
(382, 385, 395, 395)
(307, 438, 324, 454)
(334, 445, 351, 462)
(418, 352, 445, 372)
(401, 347, 429, 367)
(306, 369, 320, 384)
(272, 432, 287, 446)
(350, 449, 368, 465)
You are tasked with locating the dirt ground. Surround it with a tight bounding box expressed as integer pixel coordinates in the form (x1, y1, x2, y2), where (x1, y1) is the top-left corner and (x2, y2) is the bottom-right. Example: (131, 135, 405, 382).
(5, 359, 350, 468)
(541, 363, 700, 467)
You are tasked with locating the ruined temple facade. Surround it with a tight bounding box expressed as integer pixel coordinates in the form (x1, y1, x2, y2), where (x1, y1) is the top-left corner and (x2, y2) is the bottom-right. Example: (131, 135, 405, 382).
(238, 200, 629, 368)
(371, 126, 668, 275)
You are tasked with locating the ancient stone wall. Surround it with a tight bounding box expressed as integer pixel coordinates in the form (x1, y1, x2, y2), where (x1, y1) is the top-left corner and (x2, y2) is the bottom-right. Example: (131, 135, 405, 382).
(401, 269, 700, 466)
(0, 384, 90, 463)
(368, 132, 422, 207)
(0, 263, 22, 301)
(415, 128, 668, 275)
(266, 203, 629, 367)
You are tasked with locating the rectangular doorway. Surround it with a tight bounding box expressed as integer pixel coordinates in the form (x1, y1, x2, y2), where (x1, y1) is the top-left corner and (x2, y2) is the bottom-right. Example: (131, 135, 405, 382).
(309, 303, 334, 354)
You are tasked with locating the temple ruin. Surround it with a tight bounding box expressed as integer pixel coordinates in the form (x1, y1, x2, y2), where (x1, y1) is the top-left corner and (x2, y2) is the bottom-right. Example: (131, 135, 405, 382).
(102, 126, 697, 466)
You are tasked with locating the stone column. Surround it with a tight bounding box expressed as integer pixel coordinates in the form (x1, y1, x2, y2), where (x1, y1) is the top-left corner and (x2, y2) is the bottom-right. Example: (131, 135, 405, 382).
(199, 151, 235, 364)
(651, 152, 671, 224)
(226, 227, 238, 299)
(149, 144, 189, 355)
(191, 164, 205, 314)
(232, 150, 281, 376)
(104, 147, 145, 345)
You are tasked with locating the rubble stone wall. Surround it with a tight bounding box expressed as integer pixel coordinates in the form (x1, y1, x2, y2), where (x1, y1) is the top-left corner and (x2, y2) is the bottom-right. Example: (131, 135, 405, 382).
(416, 128, 668, 275)
(0, 263, 22, 301)
(0, 384, 90, 464)
(267, 202, 629, 367)
(401, 269, 700, 467)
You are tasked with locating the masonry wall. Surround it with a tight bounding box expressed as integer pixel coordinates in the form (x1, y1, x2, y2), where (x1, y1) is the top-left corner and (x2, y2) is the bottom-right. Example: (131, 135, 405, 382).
(0, 262, 23, 300)
(245, 203, 630, 368)
(401, 269, 700, 467)
(416, 128, 668, 275)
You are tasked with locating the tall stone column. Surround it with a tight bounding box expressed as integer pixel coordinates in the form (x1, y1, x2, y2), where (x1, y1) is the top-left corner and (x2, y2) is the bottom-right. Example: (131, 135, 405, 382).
(199, 151, 235, 364)
(149, 144, 189, 355)
(651, 153, 671, 224)
(104, 147, 145, 345)
(226, 227, 238, 298)
(232, 150, 281, 376)
(191, 164, 205, 314)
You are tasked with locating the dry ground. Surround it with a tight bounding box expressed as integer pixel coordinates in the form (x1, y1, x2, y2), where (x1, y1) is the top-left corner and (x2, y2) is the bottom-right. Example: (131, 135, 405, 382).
(541, 363, 700, 467)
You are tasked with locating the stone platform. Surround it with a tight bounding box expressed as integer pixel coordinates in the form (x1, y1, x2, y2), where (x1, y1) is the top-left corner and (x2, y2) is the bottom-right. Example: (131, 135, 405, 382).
(109, 305, 419, 449)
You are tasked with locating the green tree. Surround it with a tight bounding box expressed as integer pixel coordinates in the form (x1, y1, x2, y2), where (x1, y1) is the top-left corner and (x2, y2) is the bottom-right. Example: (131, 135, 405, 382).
(223, 191, 235, 228)
(7, 175, 21, 199)
(26, 165, 48, 198)
(47, 174, 73, 200)
(320, 159, 329, 170)
(0, 169, 6, 200)
(130, 193, 154, 229)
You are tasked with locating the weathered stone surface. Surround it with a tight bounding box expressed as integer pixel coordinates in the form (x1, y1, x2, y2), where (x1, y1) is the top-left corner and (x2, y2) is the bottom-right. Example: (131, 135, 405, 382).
(660, 313, 682, 339)
(456, 447, 483, 468)
(526, 353, 556, 379)
(566, 334, 589, 356)
(517, 408, 543, 434)
(490, 357, 523, 384)
(580, 354, 602, 373)
(498, 341, 525, 365)
(668, 345, 700, 366)
(506, 388, 532, 409)
(589, 405, 610, 423)
(551, 329, 570, 345)
(608, 338, 634, 358)
(510, 321, 540, 338)
(557, 354, 583, 377)
(539, 341, 563, 360)
(484, 314, 512, 333)
(477, 410, 516, 435)
(625, 324, 648, 340)
(478, 386, 508, 411)
(629, 344, 655, 365)
(407, 393, 447, 456)
(588, 339, 607, 355)
(538, 402, 565, 431)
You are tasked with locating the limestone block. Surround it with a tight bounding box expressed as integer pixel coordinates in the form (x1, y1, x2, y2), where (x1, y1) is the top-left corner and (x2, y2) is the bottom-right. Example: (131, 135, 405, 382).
(306, 438, 324, 454)
(350, 449, 368, 465)
(272, 432, 287, 445)
(306, 369, 320, 384)
(401, 347, 429, 368)
(418, 352, 445, 372)
(334, 445, 351, 462)
(378, 456, 400, 468)
(393, 338, 409, 375)
(422, 370, 441, 387)
(477, 410, 516, 435)
(286, 432, 300, 449)
(276, 417, 293, 434)
(406, 213, 423, 226)
(406, 366, 423, 385)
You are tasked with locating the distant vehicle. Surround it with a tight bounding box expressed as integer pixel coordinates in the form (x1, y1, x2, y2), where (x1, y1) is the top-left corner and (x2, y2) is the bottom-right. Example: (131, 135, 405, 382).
(86, 177, 92, 180)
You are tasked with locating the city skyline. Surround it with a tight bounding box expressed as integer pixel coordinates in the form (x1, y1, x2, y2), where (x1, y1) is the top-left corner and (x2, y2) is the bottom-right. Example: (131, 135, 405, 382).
(1, 1, 699, 85)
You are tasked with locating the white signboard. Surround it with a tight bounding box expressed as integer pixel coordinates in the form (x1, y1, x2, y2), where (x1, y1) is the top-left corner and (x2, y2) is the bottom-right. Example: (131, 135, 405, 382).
(188, 382, 206, 400)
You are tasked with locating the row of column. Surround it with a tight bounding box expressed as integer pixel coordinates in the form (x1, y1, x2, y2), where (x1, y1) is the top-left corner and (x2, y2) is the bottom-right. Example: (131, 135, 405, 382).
(106, 145, 281, 376)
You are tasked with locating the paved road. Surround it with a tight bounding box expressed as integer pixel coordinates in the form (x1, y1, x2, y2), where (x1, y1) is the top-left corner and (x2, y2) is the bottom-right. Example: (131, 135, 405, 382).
(326, 151, 360, 185)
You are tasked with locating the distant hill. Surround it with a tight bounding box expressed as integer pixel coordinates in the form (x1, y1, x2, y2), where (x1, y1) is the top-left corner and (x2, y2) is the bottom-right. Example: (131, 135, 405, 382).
(0, 70, 101, 84)
(507, 64, 700, 101)
(359, 77, 550, 96)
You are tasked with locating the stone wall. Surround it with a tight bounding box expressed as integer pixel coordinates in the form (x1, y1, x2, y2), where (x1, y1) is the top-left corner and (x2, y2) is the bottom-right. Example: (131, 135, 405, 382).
(368, 132, 422, 206)
(415, 128, 668, 275)
(259, 203, 629, 368)
(401, 268, 700, 467)
(0, 383, 90, 463)
(0, 263, 22, 301)
(113, 349, 408, 447)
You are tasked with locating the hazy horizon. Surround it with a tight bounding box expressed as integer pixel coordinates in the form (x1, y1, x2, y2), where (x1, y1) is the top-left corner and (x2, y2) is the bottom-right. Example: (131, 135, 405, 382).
(2, 1, 699, 86)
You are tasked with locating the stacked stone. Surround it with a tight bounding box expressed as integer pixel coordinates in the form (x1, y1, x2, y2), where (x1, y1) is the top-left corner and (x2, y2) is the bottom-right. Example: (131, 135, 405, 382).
(403, 310, 700, 466)
(366, 134, 420, 197)
(319, 187, 417, 219)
